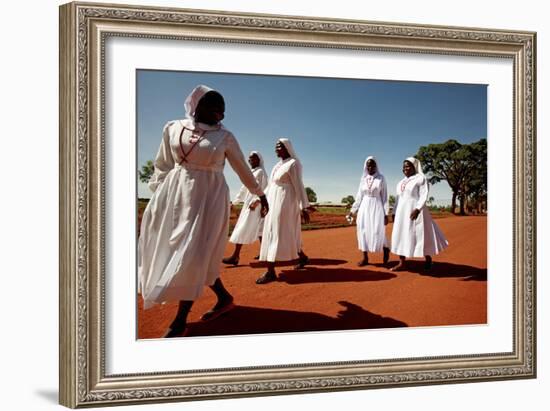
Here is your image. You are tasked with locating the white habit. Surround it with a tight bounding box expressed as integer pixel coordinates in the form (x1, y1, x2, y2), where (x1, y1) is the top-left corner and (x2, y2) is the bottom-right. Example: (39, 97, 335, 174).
(260, 139, 310, 262)
(350, 156, 389, 252)
(391, 157, 448, 258)
(229, 152, 268, 245)
(138, 85, 264, 309)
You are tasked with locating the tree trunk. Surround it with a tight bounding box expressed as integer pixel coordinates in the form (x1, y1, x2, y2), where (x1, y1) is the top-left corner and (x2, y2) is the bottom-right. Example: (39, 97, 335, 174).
(459, 196, 466, 215)
(451, 191, 457, 214)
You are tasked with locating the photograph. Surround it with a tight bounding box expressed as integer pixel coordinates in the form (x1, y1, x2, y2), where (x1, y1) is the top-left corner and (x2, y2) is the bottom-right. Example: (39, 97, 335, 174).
(136, 70, 488, 339)
(57, 2, 536, 407)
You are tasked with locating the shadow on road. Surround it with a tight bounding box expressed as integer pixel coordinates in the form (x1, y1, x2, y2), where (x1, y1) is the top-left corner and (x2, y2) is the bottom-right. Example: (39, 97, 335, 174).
(249, 258, 348, 268)
(187, 301, 408, 337)
(277, 267, 397, 284)
(395, 260, 487, 281)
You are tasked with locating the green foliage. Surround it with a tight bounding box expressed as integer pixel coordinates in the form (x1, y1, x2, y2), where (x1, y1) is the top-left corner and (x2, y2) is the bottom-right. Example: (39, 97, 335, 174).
(305, 187, 317, 203)
(341, 195, 355, 207)
(416, 138, 487, 215)
(315, 206, 348, 215)
(388, 195, 396, 207)
(138, 160, 155, 183)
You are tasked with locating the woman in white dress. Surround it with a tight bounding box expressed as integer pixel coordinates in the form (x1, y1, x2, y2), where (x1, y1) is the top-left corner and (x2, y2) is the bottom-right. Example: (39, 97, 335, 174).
(138, 85, 269, 337)
(347, 156, 390, 266)
(256, 138, 314, 284)
(390, 157, 448, 271)
(222, 151, 268, 265)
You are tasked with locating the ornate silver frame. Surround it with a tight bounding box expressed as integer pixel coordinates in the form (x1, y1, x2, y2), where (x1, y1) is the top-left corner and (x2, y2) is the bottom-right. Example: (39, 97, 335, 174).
(59, 1, 536, 408)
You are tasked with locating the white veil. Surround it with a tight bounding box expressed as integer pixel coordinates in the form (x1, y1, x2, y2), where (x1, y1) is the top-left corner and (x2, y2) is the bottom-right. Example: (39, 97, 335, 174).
(405, 156, 423, 175)
(184, 84, 213, 120)
(250, 150, 266, 174)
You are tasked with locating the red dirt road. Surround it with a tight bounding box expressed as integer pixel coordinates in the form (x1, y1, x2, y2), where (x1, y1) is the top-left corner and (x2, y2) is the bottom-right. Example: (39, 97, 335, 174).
(138, 216, 487, 338)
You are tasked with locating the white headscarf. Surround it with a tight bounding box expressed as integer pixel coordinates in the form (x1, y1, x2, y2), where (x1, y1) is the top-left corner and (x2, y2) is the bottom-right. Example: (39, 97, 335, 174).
(405, 156, 423, 175)
(278, 138, 303, 173)
(184, 84, 214, 120)
(361, 155, 382, 181)
(250, 150, 266, 174)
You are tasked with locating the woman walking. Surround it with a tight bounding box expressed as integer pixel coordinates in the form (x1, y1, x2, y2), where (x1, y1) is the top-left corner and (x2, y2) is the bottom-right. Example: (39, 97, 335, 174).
(138, 85, 268, 337)
(256, 138, 313, 284)
(390, 157, 448, 271)
(222, 151, 268, 265)
(347, 156, 390, 266)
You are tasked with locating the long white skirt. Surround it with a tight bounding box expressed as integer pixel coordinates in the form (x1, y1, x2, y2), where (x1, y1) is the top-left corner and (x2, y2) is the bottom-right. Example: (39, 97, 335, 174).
(229, 203, 262, 244)
(391, 197, 448, 258)
(260, 183, 301, 262)
(356, 196, 389, 252)
(138, 164, 230, 308)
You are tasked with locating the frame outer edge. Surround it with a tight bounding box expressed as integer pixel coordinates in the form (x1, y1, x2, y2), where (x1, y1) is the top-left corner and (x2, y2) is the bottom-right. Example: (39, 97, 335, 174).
(59, 2, 78, 409)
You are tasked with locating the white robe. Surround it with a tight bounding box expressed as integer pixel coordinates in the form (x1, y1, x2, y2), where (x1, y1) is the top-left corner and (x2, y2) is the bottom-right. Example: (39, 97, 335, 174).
(350, 174, 389, 252)
(391, 174, 448, 258)
(229, 167, 268, 244)
(138, 119, 264, 308)
(260, 158, 310, 262)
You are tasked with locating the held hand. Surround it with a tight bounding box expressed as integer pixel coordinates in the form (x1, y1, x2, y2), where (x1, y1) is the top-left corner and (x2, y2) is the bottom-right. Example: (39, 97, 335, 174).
(410, 209, 420, 220)
(259, 195, 269, 217)
(384, 215, 389, 226)
(249, 200, 260, 210)
(301, 210, 311, 224)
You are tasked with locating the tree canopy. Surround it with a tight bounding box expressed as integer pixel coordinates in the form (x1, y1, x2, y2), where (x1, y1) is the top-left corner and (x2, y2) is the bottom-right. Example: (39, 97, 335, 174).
(305, 187, 317, 203)
(138, 160, 154, 183)
(341, 195, 355, 207)
(416, 138, 487, 214)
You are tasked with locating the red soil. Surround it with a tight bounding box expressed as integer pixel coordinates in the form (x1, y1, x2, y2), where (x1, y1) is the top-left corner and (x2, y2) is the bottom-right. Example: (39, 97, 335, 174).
(138, 215, 487, 338)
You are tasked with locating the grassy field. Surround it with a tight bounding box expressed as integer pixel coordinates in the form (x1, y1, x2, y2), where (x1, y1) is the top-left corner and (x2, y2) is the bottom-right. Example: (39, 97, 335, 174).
(137, 199, 458, 235)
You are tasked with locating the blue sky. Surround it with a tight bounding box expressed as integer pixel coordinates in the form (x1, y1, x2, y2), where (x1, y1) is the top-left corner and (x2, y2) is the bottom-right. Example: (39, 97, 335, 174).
(137, 70, 487, 204)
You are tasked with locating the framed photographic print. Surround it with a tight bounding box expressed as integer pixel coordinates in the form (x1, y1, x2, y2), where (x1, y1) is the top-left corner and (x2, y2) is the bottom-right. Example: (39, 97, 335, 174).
(59, 1, 536, 408)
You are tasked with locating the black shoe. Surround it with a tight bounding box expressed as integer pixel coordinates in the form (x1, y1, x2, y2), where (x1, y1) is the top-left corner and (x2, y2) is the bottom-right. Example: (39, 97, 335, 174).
(256, 271, 277, 284)
(222, 256, 239, 266)
(424, 256, 433, 270)
(383, 247, 390, 264)
(294, 256, 309, 270)
(357, 259, 369, 267)
(163, 324, 188, 338)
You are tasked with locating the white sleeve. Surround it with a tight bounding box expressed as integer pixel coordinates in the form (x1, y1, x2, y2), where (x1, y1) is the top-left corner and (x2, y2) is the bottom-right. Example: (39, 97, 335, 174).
(288, 161, 310, 210)
(148, 121, 175, 193)
(225, 132, 264, 197)
(380, 176, 389, 215)
(415, 175, 429, 210)
(248, 169, 268, 202)
(350, 181, 363, 214)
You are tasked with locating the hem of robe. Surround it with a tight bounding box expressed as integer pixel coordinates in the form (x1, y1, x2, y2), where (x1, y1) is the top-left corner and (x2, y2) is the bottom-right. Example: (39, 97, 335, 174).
(142, 279, 217, 309)
(358, 237, 389, 253)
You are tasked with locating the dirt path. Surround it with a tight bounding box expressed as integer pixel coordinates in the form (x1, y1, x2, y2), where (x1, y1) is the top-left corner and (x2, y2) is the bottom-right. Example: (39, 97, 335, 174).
(138, 216, 487, 338)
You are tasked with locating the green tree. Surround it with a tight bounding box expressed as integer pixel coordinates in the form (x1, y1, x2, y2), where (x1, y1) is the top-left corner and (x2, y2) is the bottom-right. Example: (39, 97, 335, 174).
(305, 187, 317, 203)
(342, 195, 355, 208)
(138, 160, 155, 183)
(388, 195, 396, 208)
(416, 139, 487, 215)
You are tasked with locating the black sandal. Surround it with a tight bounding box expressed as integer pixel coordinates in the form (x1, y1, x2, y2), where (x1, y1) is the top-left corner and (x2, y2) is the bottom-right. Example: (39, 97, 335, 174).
(256, 271, 277, 284)
(357, 259, 369, 267)
(222, 256, 239, 266)
(424, 256, 433, 270)
(383, 247, 390, 264)
(200, 301, 235, 322)
(163, 324, 189, 338)
(294, 256, 309, 270)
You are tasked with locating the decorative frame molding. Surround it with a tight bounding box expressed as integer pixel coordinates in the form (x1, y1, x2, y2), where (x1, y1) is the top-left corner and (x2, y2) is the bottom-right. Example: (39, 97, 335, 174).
(59, 2, 536, 407)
